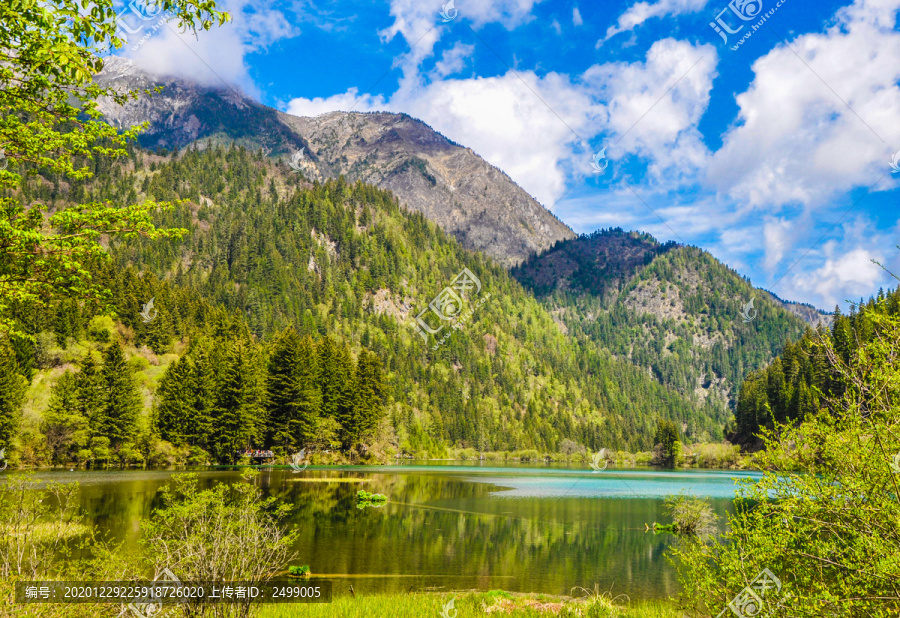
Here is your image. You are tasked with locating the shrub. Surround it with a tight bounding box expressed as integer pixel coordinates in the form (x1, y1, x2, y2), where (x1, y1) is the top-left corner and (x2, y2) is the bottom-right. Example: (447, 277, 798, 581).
(693, 443, 742, 468)
(662, 493, 718, 536)
(0, 474, 87, 578)
(141, 472, 297, 616)
(671, 312, 900, 616)
(87, 316, 115, 343)
(513, 449, 541, 461)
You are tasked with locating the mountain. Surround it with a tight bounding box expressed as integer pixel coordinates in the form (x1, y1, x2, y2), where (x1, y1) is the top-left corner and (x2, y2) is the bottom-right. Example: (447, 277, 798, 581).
(510, 229, 678, 298)
(88, 59, 815, 444)
(16, 147, 724, 456)
(511, 229, 811, 410)
(95, 58, 574, 267)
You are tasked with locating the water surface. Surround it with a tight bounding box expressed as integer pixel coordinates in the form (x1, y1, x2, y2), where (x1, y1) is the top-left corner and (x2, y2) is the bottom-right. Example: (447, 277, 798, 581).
(6, 463, 760, 600)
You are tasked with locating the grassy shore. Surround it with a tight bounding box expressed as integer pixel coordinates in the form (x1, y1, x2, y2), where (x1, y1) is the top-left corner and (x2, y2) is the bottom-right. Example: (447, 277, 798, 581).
(258, 590, 682, 617)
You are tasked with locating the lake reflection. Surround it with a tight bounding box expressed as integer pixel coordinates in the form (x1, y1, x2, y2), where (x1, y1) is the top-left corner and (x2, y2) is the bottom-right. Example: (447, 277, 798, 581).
(7, 464, 760, 600)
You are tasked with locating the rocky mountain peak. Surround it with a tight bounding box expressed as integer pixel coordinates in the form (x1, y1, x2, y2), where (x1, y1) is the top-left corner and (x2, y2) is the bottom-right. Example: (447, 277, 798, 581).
(95, 60, 574, 266)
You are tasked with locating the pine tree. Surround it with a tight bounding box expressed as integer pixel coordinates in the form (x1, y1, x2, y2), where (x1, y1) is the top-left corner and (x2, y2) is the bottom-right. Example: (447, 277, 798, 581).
(75, 353, 105, 441)
(293, 335, 321, 446)
(191, 347, 216, 452)
(267, 330, 299, 447)
(317, 336, 340, 418)
(331, 342, 357, 449)
(213, 342, 262, 462)
(43, 370, 88, 462)
(832, 306, 854, 364)
(99, 342, 141, 447)
(154, 356, 196, 447)
(654, 419, 682, 467)
(139, 302, 172, 354)
(0, 341, 26, 448)
(352, 349, 386, 445)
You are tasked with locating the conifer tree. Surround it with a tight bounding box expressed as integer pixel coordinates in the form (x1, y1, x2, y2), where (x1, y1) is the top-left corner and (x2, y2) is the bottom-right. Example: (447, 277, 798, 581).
(331, 343, 357, 449)
(0, 342, 26, 448)
(100, 342, 141, 447)
(213, 342, 262, 462)
(293, 335, 322, 445)
(155, 356, 196, 447)
(266, 329, 302, 449)
(352, 349, 386, 445)
(266, 331, 322, 450)
(654, 419, 682, 467)
(75, 353, 105, 441)
(139, 302, 172, 354)
(43, 370, 88, 462)
(191, 347, 216, 452)
(317, 336, 340, 418)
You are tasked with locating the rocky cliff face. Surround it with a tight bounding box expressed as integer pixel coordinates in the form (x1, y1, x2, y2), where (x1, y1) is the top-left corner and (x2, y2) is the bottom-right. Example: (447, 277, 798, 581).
(95, 58, 574, 267)
(764, 292, 833, 328)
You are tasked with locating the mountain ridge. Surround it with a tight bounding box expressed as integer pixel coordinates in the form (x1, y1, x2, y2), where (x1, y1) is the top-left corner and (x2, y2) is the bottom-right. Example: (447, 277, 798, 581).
(95, 58, 575, 267)
(93, 59, 820, 427)
(511, 230, 812, 408)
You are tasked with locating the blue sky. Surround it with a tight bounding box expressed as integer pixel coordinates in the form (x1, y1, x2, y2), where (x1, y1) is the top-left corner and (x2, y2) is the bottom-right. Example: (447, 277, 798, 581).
(120, 0, 900, 311)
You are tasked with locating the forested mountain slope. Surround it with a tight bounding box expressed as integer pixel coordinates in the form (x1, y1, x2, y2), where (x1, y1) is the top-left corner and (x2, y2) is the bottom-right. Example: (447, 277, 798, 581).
(734, 287, 900, 447)
(11, 146, 727, 457)
(512, 230, 810, 411)
(94, 58, 574, 267)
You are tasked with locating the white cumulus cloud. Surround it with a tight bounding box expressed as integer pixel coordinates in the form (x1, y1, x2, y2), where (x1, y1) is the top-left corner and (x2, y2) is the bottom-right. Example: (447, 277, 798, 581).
(603, 0, 711, 42)
(707, 0, 900, 210)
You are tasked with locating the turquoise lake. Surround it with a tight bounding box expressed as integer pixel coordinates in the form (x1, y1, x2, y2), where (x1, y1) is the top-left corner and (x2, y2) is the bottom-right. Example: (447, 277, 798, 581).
(10, 463, 761, 600)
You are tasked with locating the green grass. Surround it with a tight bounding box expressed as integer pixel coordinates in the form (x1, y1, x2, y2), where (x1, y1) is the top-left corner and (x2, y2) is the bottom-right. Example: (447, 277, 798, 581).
(257, 591, 683, 617)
